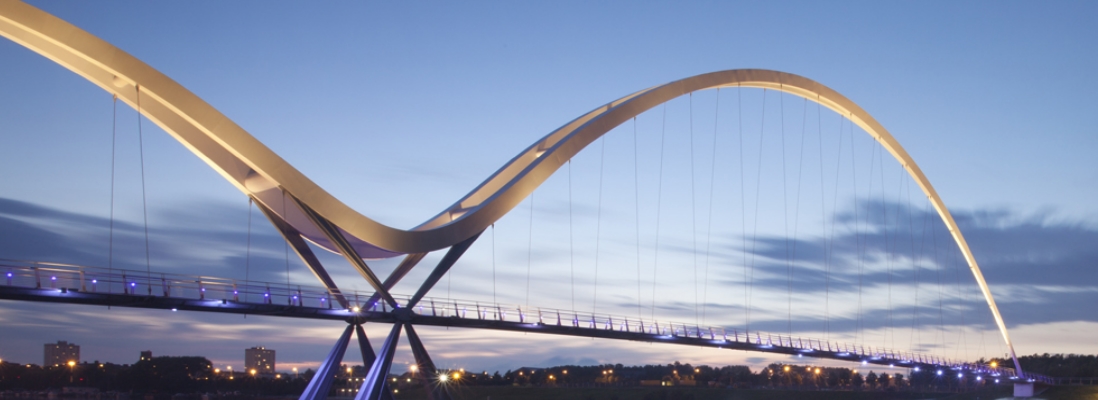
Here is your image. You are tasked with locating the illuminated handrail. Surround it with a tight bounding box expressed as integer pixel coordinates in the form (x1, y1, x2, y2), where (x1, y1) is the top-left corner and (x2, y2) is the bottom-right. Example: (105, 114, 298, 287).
(2, 259, 1050, 382)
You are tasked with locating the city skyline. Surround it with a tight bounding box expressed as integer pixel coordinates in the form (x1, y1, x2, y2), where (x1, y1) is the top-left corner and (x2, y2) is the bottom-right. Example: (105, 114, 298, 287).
(1, 1, 1096, 376)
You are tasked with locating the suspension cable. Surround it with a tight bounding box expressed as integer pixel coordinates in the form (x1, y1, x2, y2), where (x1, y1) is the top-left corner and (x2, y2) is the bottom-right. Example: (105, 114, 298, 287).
(593, 136, 606, 314)
(861, 119, 879, 346)
(689, 92, 699, 327)
(746, 89, 768, 334)
(886, 150, 902, 349)
(930, 196, 946, 350)
(650, 105, 667, 321)
(737, 86, 749, 332)
(569, 159, 576, 313)
(108, 94, 117, 294)
(952, 228, 970, 361)
(825, 113, 847, 342)
(815, 97, 827, 340)
(851, 113, 866, 346)
(135, 85, 152, 294)
(789, 96, 808, 337)
(906, 174, 921, 351)
(491, 223, 496, 306)
(245, 197, 253, 302)
(282, 190, 290, 293)
(780, 88, 790, 336)
(526, 191, 534, 310)
(632, 117, 642, 321)
(701, 89, 720, 325)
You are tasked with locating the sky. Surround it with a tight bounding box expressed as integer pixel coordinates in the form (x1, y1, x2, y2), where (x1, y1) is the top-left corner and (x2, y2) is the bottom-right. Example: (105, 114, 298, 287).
(1, 1, 1096, 376)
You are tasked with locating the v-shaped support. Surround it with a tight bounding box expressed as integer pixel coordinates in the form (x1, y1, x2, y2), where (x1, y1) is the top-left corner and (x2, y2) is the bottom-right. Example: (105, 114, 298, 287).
(356, 323, 402, 400)
(354, 325, 394, 400)
(405, 323, 452, 400)
(255, 197, 349, 309)
(408, 231, 482, 308)
(364, 252, 425, 308)
(298, 325, 354, 400)
(289, 195, 398, 308)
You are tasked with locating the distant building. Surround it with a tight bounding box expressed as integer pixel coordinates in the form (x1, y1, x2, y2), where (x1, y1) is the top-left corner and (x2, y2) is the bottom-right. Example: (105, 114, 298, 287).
(44, 341, 80, 366)
(244, 346, 275, 374)
(139, 351, 152, 362)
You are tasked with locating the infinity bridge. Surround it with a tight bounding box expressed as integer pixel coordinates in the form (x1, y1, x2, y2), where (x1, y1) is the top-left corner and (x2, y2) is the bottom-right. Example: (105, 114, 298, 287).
(0, 2, 1040, 399)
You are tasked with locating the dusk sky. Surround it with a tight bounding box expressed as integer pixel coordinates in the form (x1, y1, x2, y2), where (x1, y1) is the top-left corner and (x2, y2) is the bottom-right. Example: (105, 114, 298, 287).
(1, 1, 1096, 376)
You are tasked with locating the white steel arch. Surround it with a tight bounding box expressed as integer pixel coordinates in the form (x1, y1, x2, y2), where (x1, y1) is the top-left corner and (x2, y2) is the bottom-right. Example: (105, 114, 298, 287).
(0, 1, 1023, 375)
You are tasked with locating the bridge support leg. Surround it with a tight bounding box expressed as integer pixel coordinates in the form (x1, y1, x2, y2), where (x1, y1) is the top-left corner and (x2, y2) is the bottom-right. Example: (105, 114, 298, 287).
(298, 325, 354, 400)
(407, 232, 482, 307)
(255, 198, 350, 309)
(1014, 382, 1035, 397)
(354, 325, 394, 400)
(356, 322, 402, 400)
(405, 323, 452, 400)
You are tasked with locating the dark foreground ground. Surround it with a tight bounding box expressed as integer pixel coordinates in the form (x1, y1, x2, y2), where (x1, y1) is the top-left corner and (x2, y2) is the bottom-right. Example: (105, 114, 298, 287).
(383, 385, 1098, 400)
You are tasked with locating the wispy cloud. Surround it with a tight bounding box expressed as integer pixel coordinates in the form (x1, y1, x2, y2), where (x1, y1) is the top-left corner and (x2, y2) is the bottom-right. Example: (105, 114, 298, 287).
(0, 197, 1094, 369)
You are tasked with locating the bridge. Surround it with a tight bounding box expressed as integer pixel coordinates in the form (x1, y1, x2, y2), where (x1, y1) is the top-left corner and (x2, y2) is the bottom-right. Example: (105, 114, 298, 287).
(0, 2, 1047, 399)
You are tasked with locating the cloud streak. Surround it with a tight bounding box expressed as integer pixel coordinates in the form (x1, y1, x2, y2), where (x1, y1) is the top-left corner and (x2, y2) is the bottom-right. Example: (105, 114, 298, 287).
(0, 196, 1094, 369)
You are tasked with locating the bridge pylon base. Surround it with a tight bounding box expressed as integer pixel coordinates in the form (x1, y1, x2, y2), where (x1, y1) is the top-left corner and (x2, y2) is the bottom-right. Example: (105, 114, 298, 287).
(1014, 382, 1034, 397)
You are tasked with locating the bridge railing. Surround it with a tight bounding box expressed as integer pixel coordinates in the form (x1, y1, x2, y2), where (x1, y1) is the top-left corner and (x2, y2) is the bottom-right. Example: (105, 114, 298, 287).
(0, 258, 373, 309)
(3, 259, 1052, 383)
(406, 295, 1057, 383)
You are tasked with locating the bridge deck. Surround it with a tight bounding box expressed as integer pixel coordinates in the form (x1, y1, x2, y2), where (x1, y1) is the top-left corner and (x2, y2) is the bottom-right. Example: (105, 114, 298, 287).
(0, 261, 1049, 384)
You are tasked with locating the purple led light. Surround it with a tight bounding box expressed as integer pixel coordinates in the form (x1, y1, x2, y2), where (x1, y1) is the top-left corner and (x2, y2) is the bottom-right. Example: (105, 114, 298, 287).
(201, 288, 206, 292)
(130, 282, 136, 287)
(264, 293, 270, 297)
(51, 276, 57, 281)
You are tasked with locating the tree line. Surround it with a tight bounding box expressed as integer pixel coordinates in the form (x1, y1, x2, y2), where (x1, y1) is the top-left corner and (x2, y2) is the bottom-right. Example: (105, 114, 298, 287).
(990, 354, 1098, 378)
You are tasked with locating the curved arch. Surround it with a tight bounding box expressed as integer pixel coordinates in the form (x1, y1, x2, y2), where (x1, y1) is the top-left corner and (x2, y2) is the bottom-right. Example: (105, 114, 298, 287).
(0, 1, 1022, 374)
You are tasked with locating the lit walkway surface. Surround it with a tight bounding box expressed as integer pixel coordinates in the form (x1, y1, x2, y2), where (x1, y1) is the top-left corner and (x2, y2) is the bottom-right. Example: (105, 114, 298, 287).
(0, 260, 1049, 384)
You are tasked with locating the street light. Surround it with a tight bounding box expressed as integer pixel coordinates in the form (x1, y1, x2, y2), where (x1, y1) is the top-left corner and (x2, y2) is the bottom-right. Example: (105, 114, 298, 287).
(292, 367, 298, 378)
(67, 360, 76, 383)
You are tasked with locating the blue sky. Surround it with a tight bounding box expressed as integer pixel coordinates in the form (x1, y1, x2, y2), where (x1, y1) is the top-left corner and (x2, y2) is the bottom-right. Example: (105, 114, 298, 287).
(1, 1, 1096, 375)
